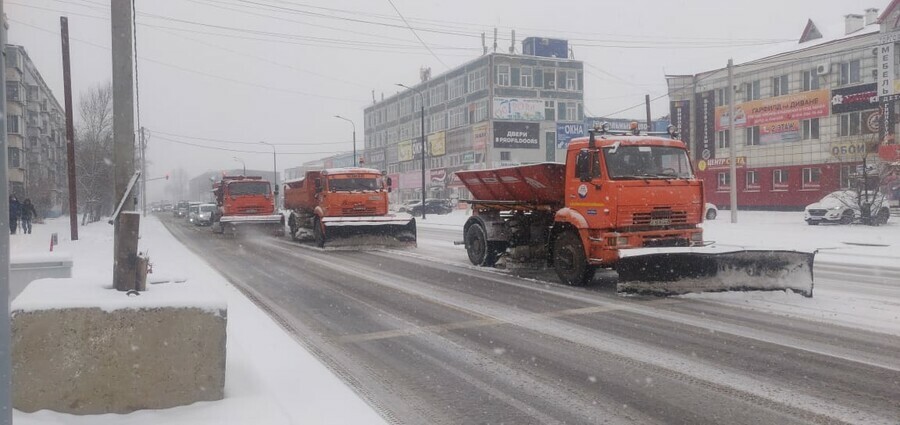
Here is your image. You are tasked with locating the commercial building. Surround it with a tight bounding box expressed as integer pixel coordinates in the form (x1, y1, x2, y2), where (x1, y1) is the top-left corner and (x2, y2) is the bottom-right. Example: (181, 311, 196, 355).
(5, 44, 67, 216)
(363, 38, 584, 203)
(666, 5, 900, 209)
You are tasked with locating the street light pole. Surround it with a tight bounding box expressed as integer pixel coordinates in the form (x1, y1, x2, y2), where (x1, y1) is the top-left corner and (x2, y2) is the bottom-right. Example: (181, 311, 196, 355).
(232, 157, 246, 175)
(260, 141, 278, 206)
(334, 115, 357, 167)
(397, 83, 427, 220)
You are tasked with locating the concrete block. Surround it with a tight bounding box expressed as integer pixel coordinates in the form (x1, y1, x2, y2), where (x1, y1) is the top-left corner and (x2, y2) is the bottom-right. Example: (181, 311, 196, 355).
(12, 306, 226, 414)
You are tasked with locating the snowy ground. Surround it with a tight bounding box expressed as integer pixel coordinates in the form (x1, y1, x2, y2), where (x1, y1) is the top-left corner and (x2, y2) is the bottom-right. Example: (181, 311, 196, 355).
(415, 209, 900, 336)
(10, 216, 385, 425)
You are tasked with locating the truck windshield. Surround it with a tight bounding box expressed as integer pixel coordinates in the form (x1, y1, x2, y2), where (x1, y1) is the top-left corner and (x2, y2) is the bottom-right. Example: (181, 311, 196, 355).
(603, 145, 694, 180)
(328, 177, 380, 192)
(200, 205, 216, 213)
(228, 181, 270, 196)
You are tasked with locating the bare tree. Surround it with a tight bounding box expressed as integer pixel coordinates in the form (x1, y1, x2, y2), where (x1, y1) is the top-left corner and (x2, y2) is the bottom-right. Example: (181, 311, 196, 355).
(75, 82, 115, 224)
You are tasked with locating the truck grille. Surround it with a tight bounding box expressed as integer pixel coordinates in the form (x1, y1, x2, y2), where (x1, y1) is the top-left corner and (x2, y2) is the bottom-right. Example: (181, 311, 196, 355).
(341, 207, 377, 216)
(237, 206, 265, 214)
(807, 209, 827, 217)
(630, 208, 688, 226)
(642, 235, 690, 247)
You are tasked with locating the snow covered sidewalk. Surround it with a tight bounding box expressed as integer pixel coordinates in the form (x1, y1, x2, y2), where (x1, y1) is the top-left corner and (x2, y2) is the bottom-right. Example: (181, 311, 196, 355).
(10, 216, 385, 425)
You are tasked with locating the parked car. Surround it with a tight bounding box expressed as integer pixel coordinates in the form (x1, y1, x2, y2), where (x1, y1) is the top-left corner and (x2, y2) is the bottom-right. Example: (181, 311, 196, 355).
(194, 203, 217, 226)
(804, 190, 890, 225)
(397, 200, 421, 213)
(704, 203, 718, 220)
(409, 199, 453, 216)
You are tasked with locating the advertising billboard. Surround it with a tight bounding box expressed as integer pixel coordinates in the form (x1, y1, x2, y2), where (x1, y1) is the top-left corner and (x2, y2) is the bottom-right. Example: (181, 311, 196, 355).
(669, 100, 691, 144)
(831, 83, 878, 114)
(428, 131, 446, 157)
(398, 140, 413, 162)
(493, 122, 540, 149)
(493, 98, 545, 121)
(556, 123, 585, 149)
(473, 122, 489, 149)
(759, 120, 801, 145)
(714, 89, 829, 131)
(695, 91, 715, 161)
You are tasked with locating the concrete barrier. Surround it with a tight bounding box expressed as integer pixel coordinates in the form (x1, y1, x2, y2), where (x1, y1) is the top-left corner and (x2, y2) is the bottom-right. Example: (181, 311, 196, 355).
(9, 253, 73, 300)
(11, 279, 227, 414)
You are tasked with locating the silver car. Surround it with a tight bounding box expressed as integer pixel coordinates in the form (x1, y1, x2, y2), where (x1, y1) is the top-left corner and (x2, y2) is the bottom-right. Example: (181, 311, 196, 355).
(804, 190, 890, 225)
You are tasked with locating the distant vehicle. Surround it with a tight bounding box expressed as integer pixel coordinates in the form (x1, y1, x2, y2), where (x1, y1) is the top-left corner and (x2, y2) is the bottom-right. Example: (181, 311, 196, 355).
(187, 202, 202, 224)
(211, 175, 284, 237)
(705, 203, 718, 220)
(409, 199, 453, 216)
(173, 201, 190, 218)
(396, 199, 420, 213)
(194, 203, 217, 226)
(804, 190, 890, 225)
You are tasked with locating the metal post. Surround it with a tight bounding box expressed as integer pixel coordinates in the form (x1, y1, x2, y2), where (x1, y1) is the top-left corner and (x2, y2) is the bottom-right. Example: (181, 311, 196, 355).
(111, 0, 135, 210)
(0, 1, 14, 422)
(60, 17, 78, 240)
(260, 141, 277, 207)
(728, 58, 738, 223)
(233, 157, 245, 175)
(333, 115, 357, 167)
(140, 126, 146, 216)
(396, 83, 427, 220)
(645, 94, 652, 134)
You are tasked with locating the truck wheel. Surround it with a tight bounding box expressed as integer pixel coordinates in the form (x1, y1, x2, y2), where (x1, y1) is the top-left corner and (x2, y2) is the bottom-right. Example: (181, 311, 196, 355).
(288, 214, 299, 241)
(465, 224, 499, 266)
(552, 230, 595, 286)
(313, 217, 326, 248)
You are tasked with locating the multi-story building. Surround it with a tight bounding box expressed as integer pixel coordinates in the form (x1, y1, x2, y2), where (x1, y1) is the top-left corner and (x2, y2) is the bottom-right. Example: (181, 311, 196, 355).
(5, 44, 67, 216)
(363, 38, 584, 203)
(667, 6, 900, 209)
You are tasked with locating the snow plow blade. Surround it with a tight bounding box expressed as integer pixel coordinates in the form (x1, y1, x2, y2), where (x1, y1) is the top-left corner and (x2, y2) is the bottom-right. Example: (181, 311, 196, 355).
(217, 214, 285, 236)
(615, 249, 815, 297)
(320, 215, 417, 248)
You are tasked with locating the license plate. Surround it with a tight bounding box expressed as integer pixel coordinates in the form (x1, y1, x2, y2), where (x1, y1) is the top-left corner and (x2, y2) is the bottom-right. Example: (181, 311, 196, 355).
(649, 218, 670, 226)
(245, 209, 257, 213)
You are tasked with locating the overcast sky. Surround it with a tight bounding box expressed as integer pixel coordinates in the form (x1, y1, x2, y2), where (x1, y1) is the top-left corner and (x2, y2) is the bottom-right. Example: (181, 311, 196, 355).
(6, 0, 883, 199)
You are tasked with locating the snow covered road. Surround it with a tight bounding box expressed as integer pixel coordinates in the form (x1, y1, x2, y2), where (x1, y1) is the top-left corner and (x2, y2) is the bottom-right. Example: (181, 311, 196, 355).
(160, 215, 900, 425)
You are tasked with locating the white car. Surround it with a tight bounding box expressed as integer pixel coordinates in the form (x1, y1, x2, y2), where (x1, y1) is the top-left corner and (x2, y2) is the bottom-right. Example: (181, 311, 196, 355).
(704, 203, 718, 220)
(194, 203, 217, 226)
(804, 190, 890, 225)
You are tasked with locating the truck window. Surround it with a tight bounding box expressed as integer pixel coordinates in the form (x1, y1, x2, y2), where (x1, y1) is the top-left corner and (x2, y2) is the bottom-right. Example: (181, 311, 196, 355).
(228, 181, 270, 196)
(604, 145, 693, 179)
(328, 177, 380, 192)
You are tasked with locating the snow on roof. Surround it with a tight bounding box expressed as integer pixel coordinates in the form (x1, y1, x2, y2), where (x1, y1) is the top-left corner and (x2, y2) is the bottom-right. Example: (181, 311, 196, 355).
(733, 20, 880, 67)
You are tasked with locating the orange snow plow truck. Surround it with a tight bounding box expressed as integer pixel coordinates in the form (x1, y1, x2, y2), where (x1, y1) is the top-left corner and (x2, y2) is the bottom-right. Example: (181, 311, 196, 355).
(211, 175, 285, 237)
(283, 167, 416, 248)
(456, 127, 815, 296)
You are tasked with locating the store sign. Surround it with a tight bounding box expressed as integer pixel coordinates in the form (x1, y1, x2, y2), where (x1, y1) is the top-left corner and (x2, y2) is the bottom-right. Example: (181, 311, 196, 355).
(493, 98, 545, 121)
(669, 100, 691, 144)
(695, 91, 715, 161)
(556, 123, 584, 149)
(398, 140, 413, 162)
(879, 43, 895, 99)
(366, 150, 385, 164)
(472, 122, 489, 149)
(714, 89, 829, 131)
(430, 168, 447, 184)
(759, 120, 801, 144)
(830, 142, 869, 159)
(832, 83, 878, 114)
(462, 151, 475, 164)
(880, 101, 895, 144)
(493, 122, 540, 149)
(428, 131, 446, 157)
(696, 156, 746, 171)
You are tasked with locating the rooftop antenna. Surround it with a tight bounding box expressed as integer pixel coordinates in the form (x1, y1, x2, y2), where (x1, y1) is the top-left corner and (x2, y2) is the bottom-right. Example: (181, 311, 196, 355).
(509, 30, 515, 53)
(482, 32, 487, 55)
(493, 28, 497, 53)
(371, 90, 376, 104)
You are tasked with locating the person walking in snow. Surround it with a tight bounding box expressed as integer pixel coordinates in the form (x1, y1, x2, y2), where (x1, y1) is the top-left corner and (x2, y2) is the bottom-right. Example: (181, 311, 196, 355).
(20, 198, 37, 234)
(9, 196, 20, 234)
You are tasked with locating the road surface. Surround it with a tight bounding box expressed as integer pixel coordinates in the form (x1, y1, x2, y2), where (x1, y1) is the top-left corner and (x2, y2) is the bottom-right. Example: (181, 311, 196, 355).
(161, 216, 899, 425)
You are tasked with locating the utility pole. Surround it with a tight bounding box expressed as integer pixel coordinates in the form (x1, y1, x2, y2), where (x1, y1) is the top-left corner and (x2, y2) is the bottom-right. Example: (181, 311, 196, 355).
(728, 58, 738, 223)
(61, 17, 78, 240)
(645, 94, 652, 134)
(334, 115, 356, 167)
(397, 83, 428, 220)
(140, 127, 146, 216)
(0, 2, 14, 422)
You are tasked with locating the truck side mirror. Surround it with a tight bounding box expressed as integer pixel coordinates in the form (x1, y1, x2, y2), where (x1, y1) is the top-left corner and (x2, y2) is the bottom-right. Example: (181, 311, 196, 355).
(386, 177, 393, 193)
(274, 185, 279, 196)
(575, 150, 592, 182)
(314, 178, 323, 193)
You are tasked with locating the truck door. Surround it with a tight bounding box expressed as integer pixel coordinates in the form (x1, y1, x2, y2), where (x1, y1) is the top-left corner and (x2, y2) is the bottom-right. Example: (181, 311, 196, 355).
(568, 148, 607, 224)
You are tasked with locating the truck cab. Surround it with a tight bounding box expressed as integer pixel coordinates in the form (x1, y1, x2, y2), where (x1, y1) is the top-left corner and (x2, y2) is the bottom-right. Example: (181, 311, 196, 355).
(214, 176, 276, 217)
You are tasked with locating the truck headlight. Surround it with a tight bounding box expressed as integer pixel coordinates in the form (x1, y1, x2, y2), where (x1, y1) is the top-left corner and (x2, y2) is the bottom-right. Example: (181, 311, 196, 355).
(691, 232, 703, 242)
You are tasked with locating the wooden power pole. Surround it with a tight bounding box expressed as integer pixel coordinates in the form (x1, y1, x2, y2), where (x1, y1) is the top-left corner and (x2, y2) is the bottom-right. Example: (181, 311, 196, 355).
(61, 17, 78, 241)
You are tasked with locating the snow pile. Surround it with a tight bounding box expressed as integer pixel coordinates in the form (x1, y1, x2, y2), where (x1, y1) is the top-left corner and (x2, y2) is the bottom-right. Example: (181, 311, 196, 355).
(10, 217, 385, 425)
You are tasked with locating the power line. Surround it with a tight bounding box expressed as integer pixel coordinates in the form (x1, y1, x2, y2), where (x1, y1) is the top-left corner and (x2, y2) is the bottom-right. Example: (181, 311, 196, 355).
(384, 0, 449, 69)
(150, 129, 353, 146)
(152, 134, 351, 155)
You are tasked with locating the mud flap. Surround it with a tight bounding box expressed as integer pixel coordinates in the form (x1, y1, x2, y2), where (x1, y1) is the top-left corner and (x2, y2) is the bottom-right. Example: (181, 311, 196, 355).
(615, 250, 815, 297)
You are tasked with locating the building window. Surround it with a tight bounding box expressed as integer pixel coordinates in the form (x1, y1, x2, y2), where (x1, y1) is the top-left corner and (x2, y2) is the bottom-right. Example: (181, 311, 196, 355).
(468, 68, 487, 92)
(717, 172, 730, 190)
(773, 169, 788, 190)
(497, 64, 511, 87)
(562, 102, 577, 121)
(840, 165, 853, 189)
(773, 74, 789, 97)
(838, 112, 864, 136)
(544, 70, 556, 89)
(7, 115, 19, 134)
(839, 60, 861, 86)
(716, 130, 730, 149)
(801, 69, 820, 91)
(745, 126, 760, 146)
(746, 170, 760, 190)
(744, 80, 761, 101)
(500, 151, 511, 161)
(802, 167, 821, 189)
(544, 101, 555, 121)
(564, 70, 577, 90)
(469, 100, 487, 123)
(715, 87, 731, 107)
(7, 148, 19, 168)
(520, 66, 533, 87)
(448, 76, 466, 100)
(801, 118, 819, 140)
(6, 82, 19, 101)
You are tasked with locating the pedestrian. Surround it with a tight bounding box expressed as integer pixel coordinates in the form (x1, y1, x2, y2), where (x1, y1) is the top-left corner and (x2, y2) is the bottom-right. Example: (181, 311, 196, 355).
(9, 195, 20, 234)
(20, 198, 37, 234)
